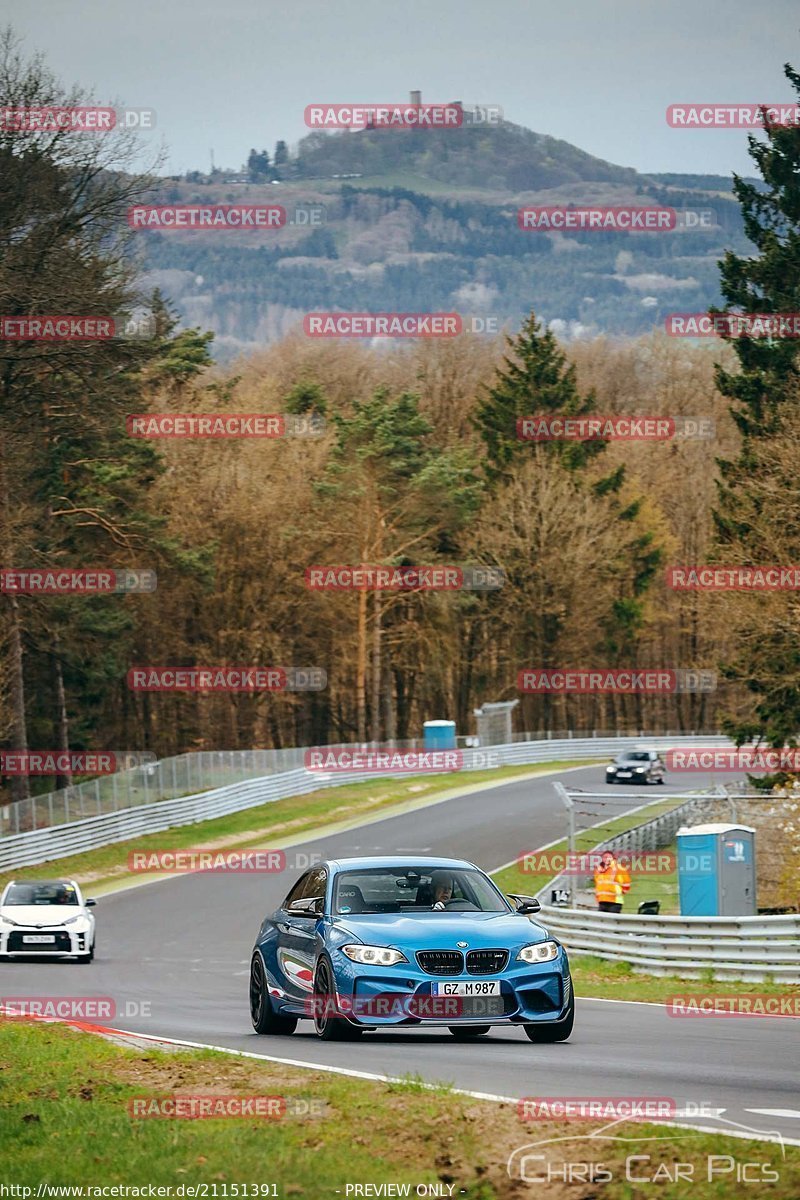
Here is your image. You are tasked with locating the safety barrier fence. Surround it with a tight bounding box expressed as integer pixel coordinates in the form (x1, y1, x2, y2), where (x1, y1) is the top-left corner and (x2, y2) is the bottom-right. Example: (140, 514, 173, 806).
(0, 729, 722, 836)
(534, 782, 799, 982)
(0, 734, 732, 870)
(537, 905, 800, 983)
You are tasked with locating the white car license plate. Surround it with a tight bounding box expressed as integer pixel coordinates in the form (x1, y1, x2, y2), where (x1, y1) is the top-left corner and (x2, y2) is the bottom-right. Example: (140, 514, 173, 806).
(432, 981, 501, 996)
(22, 934, 56, 944)
(617, 771, 632, 778)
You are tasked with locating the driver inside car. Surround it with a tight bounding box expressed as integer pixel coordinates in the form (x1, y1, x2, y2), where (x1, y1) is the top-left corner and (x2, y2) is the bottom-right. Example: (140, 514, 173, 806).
(430, 871, 455, 910)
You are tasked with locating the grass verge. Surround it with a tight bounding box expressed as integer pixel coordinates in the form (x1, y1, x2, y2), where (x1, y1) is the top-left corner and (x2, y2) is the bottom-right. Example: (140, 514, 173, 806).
(1, 761, 592, 896)
(1, 1019, 797, 1198)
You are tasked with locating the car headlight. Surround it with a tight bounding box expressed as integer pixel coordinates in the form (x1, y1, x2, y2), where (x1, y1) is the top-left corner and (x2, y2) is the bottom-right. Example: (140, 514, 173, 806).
(517, 940, 559, 964)
(0, 915, 19, 927)
(340, 944, 408, 966)
(62, 916, 84, 926)
(634, 766, 646, 772)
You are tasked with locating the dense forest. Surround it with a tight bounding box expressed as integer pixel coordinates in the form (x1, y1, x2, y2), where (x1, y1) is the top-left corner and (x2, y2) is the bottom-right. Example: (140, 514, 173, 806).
(2, 35, 800, 804)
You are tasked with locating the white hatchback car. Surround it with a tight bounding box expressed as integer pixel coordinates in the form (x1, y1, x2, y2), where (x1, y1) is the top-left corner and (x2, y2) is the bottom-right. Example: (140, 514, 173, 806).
(0, 879, 97, 962)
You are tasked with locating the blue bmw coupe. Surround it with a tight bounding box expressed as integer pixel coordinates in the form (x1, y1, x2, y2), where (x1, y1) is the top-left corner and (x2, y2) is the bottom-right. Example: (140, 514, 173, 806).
(249, 856, 574, 1042)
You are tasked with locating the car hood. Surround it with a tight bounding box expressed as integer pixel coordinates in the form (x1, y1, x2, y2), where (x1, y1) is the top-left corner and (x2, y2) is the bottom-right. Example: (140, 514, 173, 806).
(331, 910, 550, 950)
(0, 905, 85, 926)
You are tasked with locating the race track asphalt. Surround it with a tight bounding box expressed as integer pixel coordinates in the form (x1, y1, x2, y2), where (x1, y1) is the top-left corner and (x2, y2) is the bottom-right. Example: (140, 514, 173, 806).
(3, 763, 798, 1147)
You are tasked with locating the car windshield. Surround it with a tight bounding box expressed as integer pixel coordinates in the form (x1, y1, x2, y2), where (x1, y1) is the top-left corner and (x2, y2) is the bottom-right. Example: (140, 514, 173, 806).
(619, 752, 650, 762)
(333, 867, 508, 914)
(3, 882, 79, 906)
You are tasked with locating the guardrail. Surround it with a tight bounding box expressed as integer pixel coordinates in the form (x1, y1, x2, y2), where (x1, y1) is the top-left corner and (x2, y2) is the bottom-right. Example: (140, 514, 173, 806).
(538, 905, 800, 983)
(0, 734, 734, 871)
(0, 730, 726, 837)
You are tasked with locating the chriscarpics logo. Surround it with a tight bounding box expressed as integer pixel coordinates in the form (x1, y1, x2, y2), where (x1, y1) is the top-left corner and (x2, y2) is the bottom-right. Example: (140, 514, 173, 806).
(507, 1113, 786, 1185)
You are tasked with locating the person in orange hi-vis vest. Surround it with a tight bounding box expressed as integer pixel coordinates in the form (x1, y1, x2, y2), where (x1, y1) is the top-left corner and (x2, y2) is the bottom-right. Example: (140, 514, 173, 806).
(594, 850, 631, 913)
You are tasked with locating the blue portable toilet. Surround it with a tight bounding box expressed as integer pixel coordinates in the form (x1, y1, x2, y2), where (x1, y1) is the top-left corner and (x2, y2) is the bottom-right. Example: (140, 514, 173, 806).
(676, 823, 756, 917)
(423, 720, 457, 750)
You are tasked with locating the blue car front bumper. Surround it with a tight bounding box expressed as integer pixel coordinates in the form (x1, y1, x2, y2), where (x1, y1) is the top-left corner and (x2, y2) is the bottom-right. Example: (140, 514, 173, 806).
(326, 948, 572, 1027)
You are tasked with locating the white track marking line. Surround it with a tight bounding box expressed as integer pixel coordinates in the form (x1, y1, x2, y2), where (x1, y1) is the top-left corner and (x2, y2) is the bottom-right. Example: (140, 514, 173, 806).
(747, 1109, 800, 1119)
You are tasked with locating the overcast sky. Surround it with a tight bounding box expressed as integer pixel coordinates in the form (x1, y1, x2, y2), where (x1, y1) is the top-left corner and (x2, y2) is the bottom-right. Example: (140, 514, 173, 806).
(4, 0, 798, 178)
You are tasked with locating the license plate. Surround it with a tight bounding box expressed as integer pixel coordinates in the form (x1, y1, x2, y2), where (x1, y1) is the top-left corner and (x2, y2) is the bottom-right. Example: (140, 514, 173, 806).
(22, 935, 56, 944)
(617, 771, 632, 778)
(432, 980, 501, 996)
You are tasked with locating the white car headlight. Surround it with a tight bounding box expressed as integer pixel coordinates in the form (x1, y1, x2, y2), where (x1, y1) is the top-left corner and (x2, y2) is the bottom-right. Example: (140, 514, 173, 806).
(341, 944, 408, 966)
(517, 940, 559, 964)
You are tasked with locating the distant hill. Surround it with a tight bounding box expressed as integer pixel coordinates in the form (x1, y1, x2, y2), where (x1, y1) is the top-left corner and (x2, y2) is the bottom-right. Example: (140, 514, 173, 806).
(293, 118, 640, 192)
(140, 118, 753, 362)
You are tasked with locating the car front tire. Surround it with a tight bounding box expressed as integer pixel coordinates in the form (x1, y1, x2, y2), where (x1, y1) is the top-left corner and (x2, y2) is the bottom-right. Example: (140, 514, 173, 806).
(313, 957, 362, 1041)
(250, 953, 298, 1035)
(523, 995, 575, 1043)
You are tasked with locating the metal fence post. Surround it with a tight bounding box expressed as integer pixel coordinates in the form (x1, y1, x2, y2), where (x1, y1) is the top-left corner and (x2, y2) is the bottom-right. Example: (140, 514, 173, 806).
(553, 781, 575, 908)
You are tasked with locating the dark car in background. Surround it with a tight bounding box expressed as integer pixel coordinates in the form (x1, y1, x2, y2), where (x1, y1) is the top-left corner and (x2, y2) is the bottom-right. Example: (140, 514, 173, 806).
(605, 749, 665, 785)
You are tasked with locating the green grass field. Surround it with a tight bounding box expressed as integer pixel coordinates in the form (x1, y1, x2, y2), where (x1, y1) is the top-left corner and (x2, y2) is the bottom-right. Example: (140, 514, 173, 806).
(1, 1020, 796, 1198)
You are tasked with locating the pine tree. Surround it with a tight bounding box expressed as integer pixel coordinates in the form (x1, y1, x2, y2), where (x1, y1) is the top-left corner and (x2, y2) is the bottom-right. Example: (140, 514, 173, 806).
(711, 63, 800, 755)
(473, 311, 607, 482)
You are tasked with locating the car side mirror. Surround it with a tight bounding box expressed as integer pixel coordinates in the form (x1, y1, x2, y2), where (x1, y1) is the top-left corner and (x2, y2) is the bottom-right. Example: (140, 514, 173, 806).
(288, 897, 322, 917)
(508, 894, 541, 915)
(85, 898, 97, 907)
